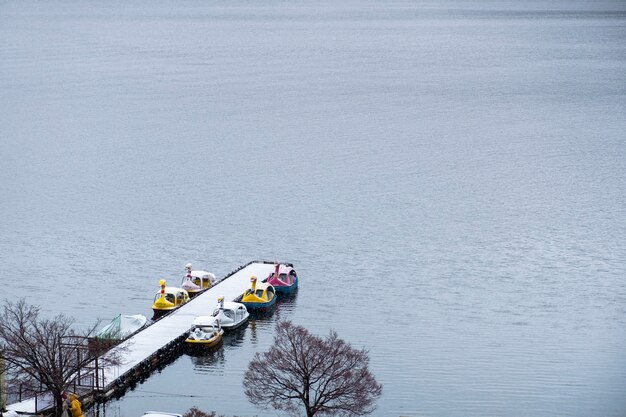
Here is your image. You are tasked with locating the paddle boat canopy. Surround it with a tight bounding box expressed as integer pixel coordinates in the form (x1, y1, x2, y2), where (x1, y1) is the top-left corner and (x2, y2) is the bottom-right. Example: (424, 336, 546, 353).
(185, 315, 224, 348)
(240, 276, 276, 310)
(211, 297, 249, 331)
(181, 263, 216, 297)
(266, 263, 299, 294)
(152, 279, 190, 319)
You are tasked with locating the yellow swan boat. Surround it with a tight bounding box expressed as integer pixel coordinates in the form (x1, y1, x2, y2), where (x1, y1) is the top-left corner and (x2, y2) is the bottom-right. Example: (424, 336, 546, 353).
(240, 276, 277, 311)
(151, 279, 189, 319)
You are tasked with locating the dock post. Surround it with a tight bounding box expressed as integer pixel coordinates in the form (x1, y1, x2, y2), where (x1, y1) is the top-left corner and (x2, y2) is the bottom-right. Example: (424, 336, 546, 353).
(76, 347, 81, 382)
(95, 357, 100, 392)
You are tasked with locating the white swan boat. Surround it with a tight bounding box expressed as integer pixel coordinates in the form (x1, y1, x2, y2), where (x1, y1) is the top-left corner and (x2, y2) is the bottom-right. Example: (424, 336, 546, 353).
(211, 296, 249, 331)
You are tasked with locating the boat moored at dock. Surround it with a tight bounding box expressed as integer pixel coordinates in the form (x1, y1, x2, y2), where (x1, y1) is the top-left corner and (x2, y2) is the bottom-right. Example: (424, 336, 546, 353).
(239, 276, 276, 311)
(88, 314, 147, 353)
(152, 279, 190, 319)
(265, 263, 299, 294)
(181, 263, 216, 297)
(211, 297, 249, 331)
(185, 316, 224, 349)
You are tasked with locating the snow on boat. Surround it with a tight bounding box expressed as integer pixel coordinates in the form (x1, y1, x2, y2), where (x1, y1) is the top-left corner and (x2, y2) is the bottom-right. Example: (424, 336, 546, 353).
(89, 314, 147, 353)
(142, 412, 182, 417)
(181, 263, 216, 298)
(185, 315, 224, 349)
(152, 279, 190, 319)
(265, 263, 299, 294)
(239, 276, 276, 311)
(210, 296, 249, 331)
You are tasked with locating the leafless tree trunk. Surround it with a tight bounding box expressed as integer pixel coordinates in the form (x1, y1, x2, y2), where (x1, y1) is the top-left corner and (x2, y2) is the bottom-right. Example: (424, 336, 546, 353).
(0, 299, 124, 416)
(243, 321, 382, 417)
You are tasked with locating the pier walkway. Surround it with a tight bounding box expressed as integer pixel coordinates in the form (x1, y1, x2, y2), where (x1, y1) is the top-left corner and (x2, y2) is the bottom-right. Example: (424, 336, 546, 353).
(6, 260, 282, 414)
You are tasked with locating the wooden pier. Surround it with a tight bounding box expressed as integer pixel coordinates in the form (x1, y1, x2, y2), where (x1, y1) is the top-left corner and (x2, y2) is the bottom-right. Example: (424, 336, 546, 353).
(6, 260, 286, 414)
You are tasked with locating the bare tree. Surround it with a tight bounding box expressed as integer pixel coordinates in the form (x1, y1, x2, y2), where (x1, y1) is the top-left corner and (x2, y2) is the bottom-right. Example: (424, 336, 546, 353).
(0, 299, 123, 416)
(243, 321, 382, 417)
(1, 351, 6, 411)
(182, 406, 238, 417)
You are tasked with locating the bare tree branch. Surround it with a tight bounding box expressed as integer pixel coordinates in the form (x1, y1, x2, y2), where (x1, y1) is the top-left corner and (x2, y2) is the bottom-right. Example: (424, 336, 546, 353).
(243, 321, 382, 417)
(0, 299, 126, 416)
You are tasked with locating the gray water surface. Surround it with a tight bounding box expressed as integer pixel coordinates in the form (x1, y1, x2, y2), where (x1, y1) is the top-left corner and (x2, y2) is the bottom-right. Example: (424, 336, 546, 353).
(1, 1, 625, 416)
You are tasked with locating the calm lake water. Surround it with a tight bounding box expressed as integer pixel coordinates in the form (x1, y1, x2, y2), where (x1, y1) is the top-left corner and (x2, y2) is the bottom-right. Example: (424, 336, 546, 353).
(1, 0, 625, 416)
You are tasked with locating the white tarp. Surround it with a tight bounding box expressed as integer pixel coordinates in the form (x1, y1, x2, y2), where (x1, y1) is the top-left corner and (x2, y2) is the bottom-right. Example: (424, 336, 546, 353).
(93, 314, 147, 340)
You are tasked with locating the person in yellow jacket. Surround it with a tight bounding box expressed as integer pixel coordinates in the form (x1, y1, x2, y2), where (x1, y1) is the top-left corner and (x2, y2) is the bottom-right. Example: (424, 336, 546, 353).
(69, 393, 83, 417)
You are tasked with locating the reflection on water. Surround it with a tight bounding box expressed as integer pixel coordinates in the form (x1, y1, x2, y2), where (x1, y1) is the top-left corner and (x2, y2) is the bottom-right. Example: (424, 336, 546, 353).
(188, 347, 226, 374)
(273, 291, 299, 320)
(247, 314, 275, 346)
(221, 321, 250, 348)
